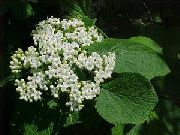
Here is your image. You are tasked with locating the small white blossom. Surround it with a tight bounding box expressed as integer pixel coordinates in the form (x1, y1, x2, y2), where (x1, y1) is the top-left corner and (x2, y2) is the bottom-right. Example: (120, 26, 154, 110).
(81, 81, 100, 100)
(10, 48, 24, 73)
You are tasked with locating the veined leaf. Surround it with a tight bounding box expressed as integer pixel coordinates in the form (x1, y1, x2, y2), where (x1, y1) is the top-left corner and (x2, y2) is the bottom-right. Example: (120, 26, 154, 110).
(85, 38, 170, 79)
(129, 36, 162, 54)
(95, 73, 158, 124)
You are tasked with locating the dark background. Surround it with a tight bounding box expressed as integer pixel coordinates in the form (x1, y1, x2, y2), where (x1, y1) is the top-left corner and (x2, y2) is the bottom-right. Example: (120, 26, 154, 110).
(0, 0, 180, 134)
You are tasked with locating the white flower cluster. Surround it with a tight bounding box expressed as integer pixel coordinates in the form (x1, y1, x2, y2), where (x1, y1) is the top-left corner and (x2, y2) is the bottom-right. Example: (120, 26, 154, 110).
(10, 17, 115, 111)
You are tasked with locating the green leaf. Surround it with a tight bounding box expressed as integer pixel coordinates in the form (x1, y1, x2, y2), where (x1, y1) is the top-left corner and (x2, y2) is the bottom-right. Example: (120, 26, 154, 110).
(85, 38, 170, 79)
(78, 0, 91, 16)
(0, 73, 20, 87)
(64, 112, 80, 127)
(178, 53, 180, 60)
(111, 124, 124, 135)
(66, 1, 85, 18)
(129, 36, 163, 54)
(95, 73, 158, 124)
(81, 16, 96, 27)
(11, 2, 34, 19)
(154, 15, 162, 23)
(47, 100, 58, 109)
(64, 1, 95, 27)
(126, 125, 142, 135)
(26, 3, 34, 17)
(146, 111, 159, 124)
(24, 123, 53, 135)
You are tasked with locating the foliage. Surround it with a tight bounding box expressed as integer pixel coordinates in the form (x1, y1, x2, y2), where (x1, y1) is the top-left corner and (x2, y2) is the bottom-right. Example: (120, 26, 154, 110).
(24, 123, 53, 135)
(129, 36, 163, 54)
(96, 73, 158, 124)
(111, 124, 124, 135)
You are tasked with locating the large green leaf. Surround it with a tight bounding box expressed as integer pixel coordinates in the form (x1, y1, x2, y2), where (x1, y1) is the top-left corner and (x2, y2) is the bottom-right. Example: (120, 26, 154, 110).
(95, 73, 158, 124)
(85, 38, 170, 79)
(129, 36, 162, 54)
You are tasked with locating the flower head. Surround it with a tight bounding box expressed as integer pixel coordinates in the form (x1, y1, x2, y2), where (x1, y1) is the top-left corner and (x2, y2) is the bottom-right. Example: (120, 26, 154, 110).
(10, 17, 115, 111)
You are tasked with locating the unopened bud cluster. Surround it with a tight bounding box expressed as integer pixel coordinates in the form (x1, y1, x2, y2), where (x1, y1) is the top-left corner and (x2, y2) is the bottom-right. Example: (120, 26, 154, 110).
(10, 17, 115, 111)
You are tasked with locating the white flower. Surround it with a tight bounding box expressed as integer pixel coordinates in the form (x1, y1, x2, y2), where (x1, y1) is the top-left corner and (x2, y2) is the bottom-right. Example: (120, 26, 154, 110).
(10, 17, 115, 111)
(81, 81, 100, 100)
(10, 48, 24, 73)
(15, 78, 42, 102)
